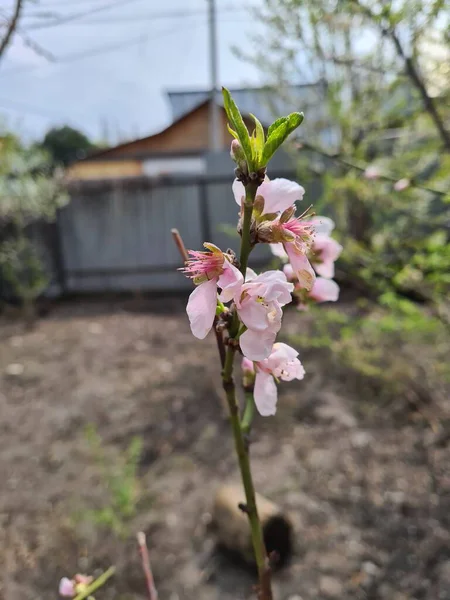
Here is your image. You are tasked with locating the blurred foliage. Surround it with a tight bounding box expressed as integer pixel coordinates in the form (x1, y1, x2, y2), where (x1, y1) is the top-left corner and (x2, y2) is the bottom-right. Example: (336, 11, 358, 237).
(83, 424, 143, 537)
(251, 0, 450, 402)
(40, 125, 97, 167)
(0, 132, 68, 311)
(287, 298, 450, 410)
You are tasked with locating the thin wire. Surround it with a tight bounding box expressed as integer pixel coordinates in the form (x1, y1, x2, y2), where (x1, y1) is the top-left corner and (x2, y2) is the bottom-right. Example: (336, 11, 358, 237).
(30, 0, 120, 6)
(21, 5, 251, 27)
(21, 5, 251, 26)
(0, 20, 206, 77)
(23, 0, 146, 31)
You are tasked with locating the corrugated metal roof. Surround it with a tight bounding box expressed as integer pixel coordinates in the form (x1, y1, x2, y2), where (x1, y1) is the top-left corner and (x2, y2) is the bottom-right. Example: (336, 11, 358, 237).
(167, 82, 328, 125)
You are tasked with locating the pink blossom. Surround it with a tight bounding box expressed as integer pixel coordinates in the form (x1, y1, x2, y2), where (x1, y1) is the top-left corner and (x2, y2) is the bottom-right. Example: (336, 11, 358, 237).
(283, 263, 295, 281)
(394, 178, 410, 192)
(270, 243, 288, 260)
(308, 215, 335, 236)
(241, 357, 254, 373)
(184, 244, 243, 339)
(266, 224, 316, 290)
(245, 343, 305, 416)
(74, 574, 93, 586)
(364, 165, 381, 180)
(236, 271, 293, 361)
(284, 242, 316, 291)
(59, 577, 75, 597)
(312, 235, 343, 279)
(232, 178, 305, 215)
(309, 277, 340, 303)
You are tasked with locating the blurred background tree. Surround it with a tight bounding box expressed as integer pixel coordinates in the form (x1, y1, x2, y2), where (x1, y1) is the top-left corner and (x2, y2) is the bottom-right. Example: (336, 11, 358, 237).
(0, 132, 69, 326)
(40, 125, 97, 167)
(246, 0, 450, 410)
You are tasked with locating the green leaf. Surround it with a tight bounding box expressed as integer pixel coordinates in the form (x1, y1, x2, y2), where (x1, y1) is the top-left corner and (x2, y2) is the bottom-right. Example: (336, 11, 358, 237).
(267, 116, 287, 137)
(261, 121, 288, 165)
(250, 113, 265, 162)
(227, 123, 239, 140)
(286, 112, 304, 134)
(260, 112, 304, 166)
(222, 87, 253, 169)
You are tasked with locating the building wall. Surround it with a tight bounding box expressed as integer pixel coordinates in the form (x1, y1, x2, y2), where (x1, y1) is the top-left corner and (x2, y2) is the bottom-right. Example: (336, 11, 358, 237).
(67, 159, 143, 181)
(101, 104, 237, 158)
(142, 156, 206, 177)
(67, 104, 253, 181)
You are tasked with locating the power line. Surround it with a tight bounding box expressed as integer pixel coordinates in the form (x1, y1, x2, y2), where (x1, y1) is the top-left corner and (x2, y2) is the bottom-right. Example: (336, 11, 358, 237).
(0, 20, 205, 76)
(22, 6, 251, 26)
(30, 0, 121, 7)
(24, 0, 146, 31)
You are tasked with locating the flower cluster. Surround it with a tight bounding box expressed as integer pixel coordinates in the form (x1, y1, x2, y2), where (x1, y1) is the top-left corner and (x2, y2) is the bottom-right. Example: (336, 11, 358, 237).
(270, 214, 342, 311)
(182, 175, 341, 416)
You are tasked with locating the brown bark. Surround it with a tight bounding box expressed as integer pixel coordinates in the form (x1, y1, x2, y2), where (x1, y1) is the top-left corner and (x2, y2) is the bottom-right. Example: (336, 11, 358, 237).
(0, 0, 23, 61)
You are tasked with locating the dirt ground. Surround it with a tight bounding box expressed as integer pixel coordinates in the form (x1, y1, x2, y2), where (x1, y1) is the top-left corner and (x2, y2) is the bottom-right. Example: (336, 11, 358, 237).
(0, 297, 449, 600)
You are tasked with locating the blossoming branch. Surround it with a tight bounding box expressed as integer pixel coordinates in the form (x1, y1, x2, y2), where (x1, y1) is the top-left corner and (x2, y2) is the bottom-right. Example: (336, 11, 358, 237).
(174, 88, 342, 600)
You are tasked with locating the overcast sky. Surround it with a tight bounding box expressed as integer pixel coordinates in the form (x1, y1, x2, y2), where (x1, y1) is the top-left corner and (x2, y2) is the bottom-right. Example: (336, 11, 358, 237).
(0, 0, 264, 143)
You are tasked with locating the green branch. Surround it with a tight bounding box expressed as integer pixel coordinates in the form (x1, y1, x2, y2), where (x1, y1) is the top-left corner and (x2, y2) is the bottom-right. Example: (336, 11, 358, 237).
(221, 177, 272, 600)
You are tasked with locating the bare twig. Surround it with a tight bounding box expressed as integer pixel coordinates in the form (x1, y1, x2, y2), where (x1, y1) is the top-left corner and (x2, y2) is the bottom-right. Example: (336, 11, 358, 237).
(171, 228, 189, 262)
(0, 0, 23, 61)
(137, 532, 158, 600)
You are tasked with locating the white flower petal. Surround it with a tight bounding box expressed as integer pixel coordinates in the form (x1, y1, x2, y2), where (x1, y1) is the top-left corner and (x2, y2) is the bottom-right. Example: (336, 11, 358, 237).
(259, 178, 305, 214)
(186, 278, 217, 339)
(254, 371, 278, 416)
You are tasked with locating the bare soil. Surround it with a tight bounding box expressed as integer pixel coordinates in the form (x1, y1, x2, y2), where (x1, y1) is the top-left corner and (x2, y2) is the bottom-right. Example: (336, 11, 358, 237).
(0, 297, 449, 600)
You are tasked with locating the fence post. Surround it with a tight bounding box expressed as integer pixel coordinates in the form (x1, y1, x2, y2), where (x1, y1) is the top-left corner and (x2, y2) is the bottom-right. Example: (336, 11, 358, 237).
(53, 209, 67, 296)
(198, 179, 212, 242)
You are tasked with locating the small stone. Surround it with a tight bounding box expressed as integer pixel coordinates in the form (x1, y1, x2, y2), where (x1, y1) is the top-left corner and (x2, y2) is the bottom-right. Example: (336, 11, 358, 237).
(287, 595, 304, 600)
(319, 576, 343, 598)
(362, 561, 379, 576)
(351, 431, 373, 448)
(5, 363, 24, 376)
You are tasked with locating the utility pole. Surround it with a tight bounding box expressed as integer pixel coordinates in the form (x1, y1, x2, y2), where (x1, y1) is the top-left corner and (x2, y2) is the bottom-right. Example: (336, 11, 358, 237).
(208, 0, 222, 151)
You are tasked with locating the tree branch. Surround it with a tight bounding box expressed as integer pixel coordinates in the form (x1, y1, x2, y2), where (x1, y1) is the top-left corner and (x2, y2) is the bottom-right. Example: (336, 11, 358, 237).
(349, 0, 450, 151)
(0, 0, 23, 61)
(299, 141, 448, 197)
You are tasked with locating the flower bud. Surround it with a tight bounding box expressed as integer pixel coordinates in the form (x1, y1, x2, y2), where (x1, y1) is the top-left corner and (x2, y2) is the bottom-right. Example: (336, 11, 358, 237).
(241, 357, 255, 391)
(394, 178, 410, 192)
(230, 140, 248, 174)
(364, 165, 380, 180)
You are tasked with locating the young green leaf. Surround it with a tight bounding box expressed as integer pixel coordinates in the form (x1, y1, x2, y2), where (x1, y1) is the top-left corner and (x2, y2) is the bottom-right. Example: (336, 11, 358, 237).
(267, 116, 287, 138)
(261, 121, 288, 165)
(222, 87, 253, 169)
(250, 113, 265, 162)
(227, 123, 239, 140)
(261, 112, 304, 165)
(286, 112, 304, 134)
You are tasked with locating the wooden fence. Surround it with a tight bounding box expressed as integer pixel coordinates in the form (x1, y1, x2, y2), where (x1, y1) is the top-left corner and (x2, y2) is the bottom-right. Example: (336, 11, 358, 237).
(14, 169, 320, 296)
